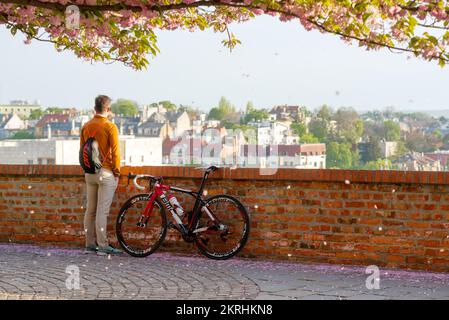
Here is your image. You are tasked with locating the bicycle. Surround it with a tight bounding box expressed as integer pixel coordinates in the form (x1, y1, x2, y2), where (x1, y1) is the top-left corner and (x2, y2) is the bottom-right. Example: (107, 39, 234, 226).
(116, 165, 250, 260)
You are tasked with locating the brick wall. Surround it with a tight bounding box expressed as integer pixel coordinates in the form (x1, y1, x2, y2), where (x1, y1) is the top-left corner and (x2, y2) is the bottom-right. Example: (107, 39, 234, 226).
(0, 165, 449, 271)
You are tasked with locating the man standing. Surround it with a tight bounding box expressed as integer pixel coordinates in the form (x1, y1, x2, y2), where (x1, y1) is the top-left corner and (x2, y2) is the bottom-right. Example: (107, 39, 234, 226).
(80, 95, 122, 255)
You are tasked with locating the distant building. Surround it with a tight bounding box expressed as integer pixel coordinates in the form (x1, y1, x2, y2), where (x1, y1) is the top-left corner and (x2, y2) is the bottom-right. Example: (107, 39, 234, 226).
(141, 104, 166, 122)
(139, 109, 191, 138)
(192, 118, 221, 134)
(395, 151, 442, 171)
(239, 143, 326, 169)
(359, 140, 398, 162)
(162, 127, 246, 166)
(424, 151, 449, 170)
(120, 137, 162, 166)
(166, 110, 191, 137)
(34, 114, 70, 137)
(0, 100, 41, 118)
(247, 121, 299, 146)
(380, 140, 398, 158)
(0, 139, 77, 165)
(163, 137, 203, 165)
(0, 114, 26, 139)
(112, 116, 140, 136)
(398, 122, 411, 134)
(137, 121, 172, 139)
(0, 136, 162, 166)
(269, 105, 308, 123)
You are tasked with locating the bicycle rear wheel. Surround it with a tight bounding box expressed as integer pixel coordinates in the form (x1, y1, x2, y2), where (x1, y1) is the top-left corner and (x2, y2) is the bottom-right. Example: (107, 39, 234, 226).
(116, 193, 167, 257)
(194, 195, 250, 260)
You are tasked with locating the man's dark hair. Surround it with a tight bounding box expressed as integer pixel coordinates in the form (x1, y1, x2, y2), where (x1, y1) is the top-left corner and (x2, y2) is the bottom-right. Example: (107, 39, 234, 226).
(94, 95, 112, 113)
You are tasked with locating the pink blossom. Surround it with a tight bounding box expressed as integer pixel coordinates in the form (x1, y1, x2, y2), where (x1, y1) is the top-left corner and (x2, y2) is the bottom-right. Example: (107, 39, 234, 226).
(431, 8, 447, 19)
(48, 15, 63, 26)
(388, 5, 402, 17)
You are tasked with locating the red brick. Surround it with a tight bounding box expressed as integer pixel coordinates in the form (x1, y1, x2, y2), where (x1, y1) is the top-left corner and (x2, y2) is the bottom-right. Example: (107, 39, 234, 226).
(1, 165, 449, 272)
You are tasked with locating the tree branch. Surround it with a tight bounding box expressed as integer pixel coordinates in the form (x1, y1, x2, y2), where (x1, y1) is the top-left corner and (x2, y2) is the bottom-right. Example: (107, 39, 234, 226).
(0, 0, 236, 13)
(1, 0, 447, 62)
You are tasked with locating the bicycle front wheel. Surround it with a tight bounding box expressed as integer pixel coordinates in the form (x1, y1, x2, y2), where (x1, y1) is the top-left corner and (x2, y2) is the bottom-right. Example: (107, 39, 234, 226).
(194, 195, 250, 260)
(116, 193, 167, 257)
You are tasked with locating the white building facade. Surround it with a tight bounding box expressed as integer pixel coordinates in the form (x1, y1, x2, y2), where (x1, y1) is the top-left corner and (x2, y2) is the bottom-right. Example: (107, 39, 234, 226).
(0, 136, 163, 166)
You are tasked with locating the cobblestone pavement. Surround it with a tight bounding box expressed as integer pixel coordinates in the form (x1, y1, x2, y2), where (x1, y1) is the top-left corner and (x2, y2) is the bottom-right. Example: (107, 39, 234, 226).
(1, 244, 449, 300)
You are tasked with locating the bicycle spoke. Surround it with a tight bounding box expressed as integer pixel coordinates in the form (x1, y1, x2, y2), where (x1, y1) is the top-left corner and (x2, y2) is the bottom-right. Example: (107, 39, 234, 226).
(195, 195, 250, 259)
(116, 194, 167, 257)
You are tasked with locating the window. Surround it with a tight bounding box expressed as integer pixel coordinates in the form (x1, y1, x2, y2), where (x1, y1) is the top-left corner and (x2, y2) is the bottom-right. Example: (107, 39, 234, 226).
(129, 156, 132, 163)
(47, 158, 55, 165)
(141, 156, 144, 163)
(27, 160, 33, 165)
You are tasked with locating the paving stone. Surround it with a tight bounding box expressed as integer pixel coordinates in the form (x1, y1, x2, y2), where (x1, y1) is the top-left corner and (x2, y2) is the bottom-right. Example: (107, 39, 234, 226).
(1, 244, 449, 300)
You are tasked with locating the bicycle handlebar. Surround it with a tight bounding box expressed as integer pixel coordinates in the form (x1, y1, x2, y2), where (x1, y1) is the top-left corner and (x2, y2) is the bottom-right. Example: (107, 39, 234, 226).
(133, 175, 146, 190)
(194, 165, 219, 172)
(127, 173, 162, 191)
(127, 166, 219, 190)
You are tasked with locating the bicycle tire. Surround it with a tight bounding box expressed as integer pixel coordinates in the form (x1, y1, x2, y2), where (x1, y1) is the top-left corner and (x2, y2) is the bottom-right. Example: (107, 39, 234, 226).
(116, 193, 167, 257)
(194, 194, 250, 260)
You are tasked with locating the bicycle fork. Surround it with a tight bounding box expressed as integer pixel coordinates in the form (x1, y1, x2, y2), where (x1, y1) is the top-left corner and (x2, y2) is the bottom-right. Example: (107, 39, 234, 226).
(137, 191, 158, 227)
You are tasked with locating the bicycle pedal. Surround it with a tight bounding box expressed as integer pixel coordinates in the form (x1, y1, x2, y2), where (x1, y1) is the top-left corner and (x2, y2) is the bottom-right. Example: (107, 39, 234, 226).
(167, 221, 175, 229)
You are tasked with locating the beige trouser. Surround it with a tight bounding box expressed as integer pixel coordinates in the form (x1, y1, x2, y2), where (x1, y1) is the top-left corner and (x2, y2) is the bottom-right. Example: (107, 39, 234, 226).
(84, 168, 118, 249)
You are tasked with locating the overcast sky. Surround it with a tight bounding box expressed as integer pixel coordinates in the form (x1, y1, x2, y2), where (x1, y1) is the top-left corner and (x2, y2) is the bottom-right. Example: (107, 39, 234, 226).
(0, 16, 448, 113)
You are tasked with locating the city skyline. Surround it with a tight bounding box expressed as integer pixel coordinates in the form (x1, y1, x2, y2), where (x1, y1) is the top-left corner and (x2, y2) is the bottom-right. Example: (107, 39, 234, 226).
(1, 16, 449, 112)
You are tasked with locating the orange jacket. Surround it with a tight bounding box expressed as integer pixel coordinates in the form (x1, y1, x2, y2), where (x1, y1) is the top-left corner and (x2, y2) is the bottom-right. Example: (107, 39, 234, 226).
(80, 115, 121, 176)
